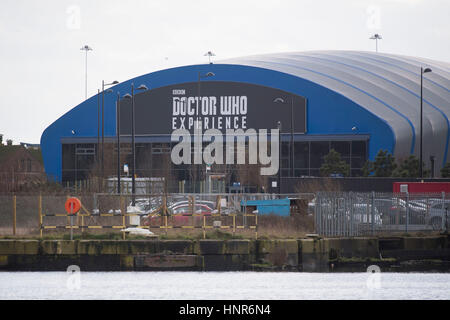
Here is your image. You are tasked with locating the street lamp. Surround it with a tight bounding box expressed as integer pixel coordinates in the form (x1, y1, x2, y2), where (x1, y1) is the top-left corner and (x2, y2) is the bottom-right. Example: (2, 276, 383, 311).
(420, 67, 432, 178)
(124, 83, 148, 205)
(369, 34, 382, 53)
(80, 45, 93, 100)
(97, 89, 100, 165)
(204, 51, 216, 64)
(274, 96, 295, 177)
(277, 120, 282, 194)
(197, 71, 215, 193)
(116, 92, 121, 194)
(101, 80, 119, 178)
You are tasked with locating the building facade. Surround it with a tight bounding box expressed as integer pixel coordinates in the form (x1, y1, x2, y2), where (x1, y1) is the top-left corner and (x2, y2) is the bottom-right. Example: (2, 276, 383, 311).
(41, 51, 450, 191)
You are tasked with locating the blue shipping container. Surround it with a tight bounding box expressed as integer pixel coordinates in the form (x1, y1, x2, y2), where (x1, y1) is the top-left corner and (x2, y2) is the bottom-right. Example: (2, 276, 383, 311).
(241, 198, 291, 216)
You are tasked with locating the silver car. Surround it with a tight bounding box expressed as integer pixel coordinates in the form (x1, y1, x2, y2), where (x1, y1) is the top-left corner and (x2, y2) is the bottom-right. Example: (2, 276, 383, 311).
(428, 200, 450, 231)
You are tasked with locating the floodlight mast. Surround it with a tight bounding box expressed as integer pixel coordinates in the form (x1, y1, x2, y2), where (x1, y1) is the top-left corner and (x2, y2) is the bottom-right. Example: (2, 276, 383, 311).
(80, 45, 93, 100)
(369, 34, 382, 53)
(204, 51, 216, 64)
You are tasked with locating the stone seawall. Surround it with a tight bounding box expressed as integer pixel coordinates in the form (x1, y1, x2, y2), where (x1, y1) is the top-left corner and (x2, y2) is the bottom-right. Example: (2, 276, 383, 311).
(0, 236, 449, 272)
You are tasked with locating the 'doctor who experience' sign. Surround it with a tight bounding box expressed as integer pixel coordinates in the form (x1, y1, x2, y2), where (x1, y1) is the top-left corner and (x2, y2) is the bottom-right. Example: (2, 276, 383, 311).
(119, 81, 307, 135)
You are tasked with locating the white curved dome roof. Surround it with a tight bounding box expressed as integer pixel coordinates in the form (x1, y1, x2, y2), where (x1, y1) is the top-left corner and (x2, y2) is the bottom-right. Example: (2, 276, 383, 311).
(220, 50, 450, 165)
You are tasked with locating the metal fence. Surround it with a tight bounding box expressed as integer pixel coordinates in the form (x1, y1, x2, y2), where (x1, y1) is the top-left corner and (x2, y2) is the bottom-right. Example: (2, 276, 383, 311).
(314, 192, 450, 236)
(11, 191, 449, 238)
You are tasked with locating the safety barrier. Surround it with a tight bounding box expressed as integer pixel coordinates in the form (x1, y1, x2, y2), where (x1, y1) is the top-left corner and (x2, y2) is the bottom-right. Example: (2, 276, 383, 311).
(37, 194, 258, 239)
(2, 192, 312, 238)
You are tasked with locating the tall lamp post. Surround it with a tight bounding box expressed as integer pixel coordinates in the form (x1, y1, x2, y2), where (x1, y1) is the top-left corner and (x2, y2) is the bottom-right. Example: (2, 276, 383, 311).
(116, 92, 121, 194)
(204, 51, 216, 64)
(369, 34, 382, 53)
(80, 45, 93, 100)
(277, 121, 282, 194)
(124, 83, 148, 205)
(274, 96, 295, 177)
(420, 67, 432, 178)
(197, 71, 215, 193)
(101, 80, 119, 178)
(97, 89, 100, 165)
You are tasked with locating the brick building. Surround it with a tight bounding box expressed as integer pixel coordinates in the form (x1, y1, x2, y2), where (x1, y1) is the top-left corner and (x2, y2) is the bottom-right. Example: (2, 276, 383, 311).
(0, 145, 46, 192)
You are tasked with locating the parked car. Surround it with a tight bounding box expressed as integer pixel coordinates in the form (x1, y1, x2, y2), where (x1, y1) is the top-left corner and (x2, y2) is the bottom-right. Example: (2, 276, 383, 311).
(374, 198, 427, 225)
(428, 200, 450, 231)
(129, 197, 162, 215)
(317, 203, 382, 227)
(168, 200, 216, 211)
(170, 203, 213, 215)
(211, 207, 236, 215)
(141, 203, 213, 226)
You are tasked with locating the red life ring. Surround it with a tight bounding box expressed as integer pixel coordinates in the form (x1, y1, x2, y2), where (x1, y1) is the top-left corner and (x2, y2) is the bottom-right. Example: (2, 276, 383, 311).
(65, 197, 81, 215)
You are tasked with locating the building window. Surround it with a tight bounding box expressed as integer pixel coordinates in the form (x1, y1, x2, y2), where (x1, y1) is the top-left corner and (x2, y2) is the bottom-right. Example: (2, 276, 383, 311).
(310, 141, 329, 169)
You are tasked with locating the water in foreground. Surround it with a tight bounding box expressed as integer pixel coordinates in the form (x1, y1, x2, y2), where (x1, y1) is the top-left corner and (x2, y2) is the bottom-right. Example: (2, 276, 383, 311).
(0, 272, 449, 300)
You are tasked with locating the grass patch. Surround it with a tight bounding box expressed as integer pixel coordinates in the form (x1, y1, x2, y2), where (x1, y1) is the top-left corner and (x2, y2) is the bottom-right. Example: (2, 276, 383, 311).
(62, 232, 123, 240)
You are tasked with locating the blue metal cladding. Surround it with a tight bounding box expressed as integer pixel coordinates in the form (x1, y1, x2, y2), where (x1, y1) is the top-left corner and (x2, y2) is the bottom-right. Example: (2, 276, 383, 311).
(40, 63, 394, 182)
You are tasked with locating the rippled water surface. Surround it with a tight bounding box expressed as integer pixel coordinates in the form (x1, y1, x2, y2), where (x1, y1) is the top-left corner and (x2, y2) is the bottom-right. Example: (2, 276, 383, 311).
(0, 272, 449, 300)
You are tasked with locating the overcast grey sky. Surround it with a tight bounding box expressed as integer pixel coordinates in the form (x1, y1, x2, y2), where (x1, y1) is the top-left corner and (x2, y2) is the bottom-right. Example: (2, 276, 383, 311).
(0, 0, 449, 144)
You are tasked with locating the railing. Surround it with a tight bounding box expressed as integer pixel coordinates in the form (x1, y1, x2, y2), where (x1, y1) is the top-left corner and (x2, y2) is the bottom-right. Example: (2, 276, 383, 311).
(0, 193, 265, 239)
(314, 192, 450, 236)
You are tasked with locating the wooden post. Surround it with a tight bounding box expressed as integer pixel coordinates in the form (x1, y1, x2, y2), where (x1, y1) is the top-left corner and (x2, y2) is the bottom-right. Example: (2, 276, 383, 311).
(66, 195, 70, 227)
(121, 195, 126, 240)
(233, 214, 236, 236)
(12, 195, 16, 236)
(164, 215, 168, 236)
(189, 196, 194, 216)
(203, 215, 206, 239)
(216, 195, 221, 215)
(38, 194, 43, 238)
(81, 213, 84, 237)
